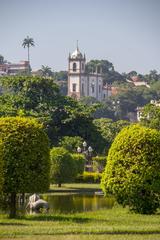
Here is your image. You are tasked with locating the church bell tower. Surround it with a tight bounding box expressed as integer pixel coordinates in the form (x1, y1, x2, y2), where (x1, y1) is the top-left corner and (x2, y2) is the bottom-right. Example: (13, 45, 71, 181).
(68, 43, 86, 99)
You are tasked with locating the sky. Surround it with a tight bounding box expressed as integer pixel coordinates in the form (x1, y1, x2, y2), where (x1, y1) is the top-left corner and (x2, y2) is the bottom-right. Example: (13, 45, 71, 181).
(0, 0, 160, 74)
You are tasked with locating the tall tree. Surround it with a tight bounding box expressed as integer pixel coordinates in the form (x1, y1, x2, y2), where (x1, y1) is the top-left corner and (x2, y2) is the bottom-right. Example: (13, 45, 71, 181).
(22, 36, 35, 73)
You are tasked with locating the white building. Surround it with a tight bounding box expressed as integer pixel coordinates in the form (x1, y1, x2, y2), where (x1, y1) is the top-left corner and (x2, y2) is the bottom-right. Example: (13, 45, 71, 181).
(68, 46, 104, 101)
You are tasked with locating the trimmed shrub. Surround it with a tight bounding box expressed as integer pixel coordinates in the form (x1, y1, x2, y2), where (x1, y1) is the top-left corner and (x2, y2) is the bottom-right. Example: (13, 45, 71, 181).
(50, 147, 77, 187)
(101, 124, 160, 214)
(0, 116, 50, 217)
(72, 153, 85, 175)
(76, 171, 102, 183)
(0, 140, 4, 193)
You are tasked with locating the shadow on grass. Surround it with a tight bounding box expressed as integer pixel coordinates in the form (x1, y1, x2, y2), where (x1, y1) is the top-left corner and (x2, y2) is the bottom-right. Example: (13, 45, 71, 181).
(30, 231, 160, 235)
(0, 222, 27, 226)
(23, 214, 90, 223)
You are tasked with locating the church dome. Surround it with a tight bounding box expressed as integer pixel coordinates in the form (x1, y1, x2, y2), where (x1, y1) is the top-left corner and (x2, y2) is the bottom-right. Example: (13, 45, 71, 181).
(71, 47, 83, 59)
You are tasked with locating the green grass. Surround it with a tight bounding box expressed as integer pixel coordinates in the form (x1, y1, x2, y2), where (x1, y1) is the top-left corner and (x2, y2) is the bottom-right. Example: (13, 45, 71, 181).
(0, 184, 160, 239)
(49, 183, 101, 192)
(0, 206, 160, 240)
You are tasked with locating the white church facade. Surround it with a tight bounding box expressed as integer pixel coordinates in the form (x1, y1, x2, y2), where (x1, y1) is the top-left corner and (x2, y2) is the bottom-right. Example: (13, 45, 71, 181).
(68, 46, 110, 101)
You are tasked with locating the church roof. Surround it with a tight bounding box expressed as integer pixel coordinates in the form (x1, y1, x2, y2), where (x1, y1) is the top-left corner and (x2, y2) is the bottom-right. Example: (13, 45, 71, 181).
(71, 47, 83, 59)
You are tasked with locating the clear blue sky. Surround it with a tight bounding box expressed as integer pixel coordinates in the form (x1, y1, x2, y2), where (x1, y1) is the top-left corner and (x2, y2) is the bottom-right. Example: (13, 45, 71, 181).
(0, 0, 160, 74)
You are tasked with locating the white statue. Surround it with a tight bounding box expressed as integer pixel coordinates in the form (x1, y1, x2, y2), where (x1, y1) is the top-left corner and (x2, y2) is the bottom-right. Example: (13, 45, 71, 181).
(26, 193, 49, 213)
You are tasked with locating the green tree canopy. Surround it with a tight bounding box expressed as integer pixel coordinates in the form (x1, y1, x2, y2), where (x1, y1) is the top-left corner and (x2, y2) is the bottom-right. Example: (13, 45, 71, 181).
(0, 75, 59, 116)
(0, 75, 104, 148)
(101, 124, 160, 214)
(92, 118, 129, 154)
(59, 136, 83, 153)
(140, 103, 160, 130)
(86, 59, 125, 84)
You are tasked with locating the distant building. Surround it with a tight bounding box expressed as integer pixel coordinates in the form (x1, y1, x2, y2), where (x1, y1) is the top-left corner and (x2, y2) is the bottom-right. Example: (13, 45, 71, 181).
(0, 61, 29, 76)
(68, 46, 110, 101)
(127, 75, 150, 88)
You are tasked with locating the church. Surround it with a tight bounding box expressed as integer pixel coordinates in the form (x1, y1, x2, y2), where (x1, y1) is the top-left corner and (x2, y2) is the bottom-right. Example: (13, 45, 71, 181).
(68, 46, 110, 101)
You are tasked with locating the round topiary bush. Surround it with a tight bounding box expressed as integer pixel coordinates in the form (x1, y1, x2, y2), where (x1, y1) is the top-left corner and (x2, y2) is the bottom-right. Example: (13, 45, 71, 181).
(101, 124, 160, 214)
(50, 147, 77, 187)
(0, 116, 50, 217)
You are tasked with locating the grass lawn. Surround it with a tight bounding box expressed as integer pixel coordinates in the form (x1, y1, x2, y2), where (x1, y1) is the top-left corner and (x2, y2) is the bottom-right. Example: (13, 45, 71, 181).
(49, 183, 101, 193)
(0, 184, 160, 240)
(0, 206, 160, 240)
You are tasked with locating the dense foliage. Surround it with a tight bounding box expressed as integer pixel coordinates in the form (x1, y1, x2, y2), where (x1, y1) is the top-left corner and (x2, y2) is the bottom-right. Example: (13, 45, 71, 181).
(101, 124, 160, 214)
(76, 171, 102, 183)
(59, 136, 83, 153)
(50, 147, 77, 187)
(86, 59, 125, 84)
(92, 118, 129, 154)
(0, 76, 97, 148)
(72, 153, 85, 175)
(140, 103, 160, 130)
(92, 156, 107, 172)
(0, 117, 50, 217)
(0, 140, 4, 193)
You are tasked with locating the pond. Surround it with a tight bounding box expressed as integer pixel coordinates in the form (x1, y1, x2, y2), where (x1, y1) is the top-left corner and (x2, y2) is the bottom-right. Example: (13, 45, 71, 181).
(1, 193, 115, 214)
(39, 193, 115, 213)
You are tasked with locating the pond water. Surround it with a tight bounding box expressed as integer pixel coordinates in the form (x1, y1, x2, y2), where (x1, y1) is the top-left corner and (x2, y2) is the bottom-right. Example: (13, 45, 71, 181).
(40, 193, 115, 213)
(1, 193, 115, 214)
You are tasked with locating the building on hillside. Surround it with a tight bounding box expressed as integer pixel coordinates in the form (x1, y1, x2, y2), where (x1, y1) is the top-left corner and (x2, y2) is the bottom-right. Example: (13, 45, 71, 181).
(136, 99, 160, 121)
(126, 75, 150, 88)
(68, 46, 109, 101)
(0, 61, 29, 76)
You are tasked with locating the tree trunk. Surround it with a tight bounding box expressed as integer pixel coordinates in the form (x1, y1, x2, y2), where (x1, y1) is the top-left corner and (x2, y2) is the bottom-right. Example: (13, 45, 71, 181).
(9, 192, 17, 218)
(28, 47, 30, 74)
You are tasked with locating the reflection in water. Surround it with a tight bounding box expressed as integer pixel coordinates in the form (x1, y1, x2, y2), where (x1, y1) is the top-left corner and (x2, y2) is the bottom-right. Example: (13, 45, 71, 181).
(41, 194, 115, 213)
(0, 193, 115, 214)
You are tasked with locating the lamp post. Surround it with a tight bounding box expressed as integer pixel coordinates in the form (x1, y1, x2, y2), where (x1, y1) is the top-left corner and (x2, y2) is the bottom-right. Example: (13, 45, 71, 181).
(112, 100, 120, 118)
(77, 141, 93, 172)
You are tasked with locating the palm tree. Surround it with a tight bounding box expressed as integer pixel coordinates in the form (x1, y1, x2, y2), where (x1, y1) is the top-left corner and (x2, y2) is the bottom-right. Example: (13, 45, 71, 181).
(41, 65, 53, 77)
(22, 36, 35, 73)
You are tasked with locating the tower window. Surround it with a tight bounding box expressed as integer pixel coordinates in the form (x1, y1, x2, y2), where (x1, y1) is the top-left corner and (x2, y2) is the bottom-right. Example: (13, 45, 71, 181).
(73, 62, 77, 72)
(72, 83, 77, 92)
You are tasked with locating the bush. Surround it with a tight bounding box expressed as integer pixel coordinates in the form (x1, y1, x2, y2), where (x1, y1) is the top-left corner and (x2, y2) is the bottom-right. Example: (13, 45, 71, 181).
(0, 116, 50, 217)
(72, 153, 85, 175)
(92, 156, 107, 172)
(50, 147, 77, 187)
(0, 140, 4, 193)
(76, 171, 102, 183)
(101, 124, 160, 214)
